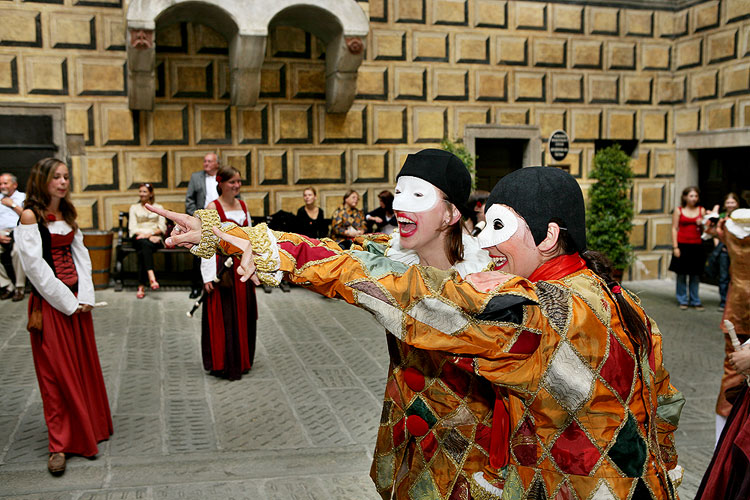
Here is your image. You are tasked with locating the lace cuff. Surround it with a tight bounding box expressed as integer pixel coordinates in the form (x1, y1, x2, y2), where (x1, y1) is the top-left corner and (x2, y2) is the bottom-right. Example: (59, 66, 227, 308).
(190, 209, 226, 259)
(240, 223, 282, 286)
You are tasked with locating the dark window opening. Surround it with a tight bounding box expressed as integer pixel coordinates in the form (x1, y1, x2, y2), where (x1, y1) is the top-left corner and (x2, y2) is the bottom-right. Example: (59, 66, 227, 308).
(697, 147, 750, 210)
(0, 114, 58, 191)
(474, 138, 526, 192)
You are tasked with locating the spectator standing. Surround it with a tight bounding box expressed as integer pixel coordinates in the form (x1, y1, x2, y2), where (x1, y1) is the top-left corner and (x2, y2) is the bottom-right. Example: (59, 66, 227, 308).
(669, 186, 706, 310)
(200, 166, 256, 380)
(128, 183, 167, 299)
(329, 189, 364, 245)
(295, 187, 328, 238)
(711, 193, 741, 311)
(186, 153, 220, 298)
(15, 158, 112, 476)
(365, 190, 396, 234)
(0, 172, 26, 301)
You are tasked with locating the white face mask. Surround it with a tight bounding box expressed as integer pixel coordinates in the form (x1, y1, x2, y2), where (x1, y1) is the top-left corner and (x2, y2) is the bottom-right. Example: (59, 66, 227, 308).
(392, 176, 439, 213)
(477, 204, 519, 248)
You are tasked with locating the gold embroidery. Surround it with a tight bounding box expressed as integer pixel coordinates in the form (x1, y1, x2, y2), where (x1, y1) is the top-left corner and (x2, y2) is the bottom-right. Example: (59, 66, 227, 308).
(190, 209, 223, 259)
(241, 224, 281, 286)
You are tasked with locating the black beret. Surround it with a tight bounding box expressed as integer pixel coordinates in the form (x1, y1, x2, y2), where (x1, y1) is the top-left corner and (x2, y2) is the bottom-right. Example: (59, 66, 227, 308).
(397, 149, 471, 207)
(486, 167, 587, 252)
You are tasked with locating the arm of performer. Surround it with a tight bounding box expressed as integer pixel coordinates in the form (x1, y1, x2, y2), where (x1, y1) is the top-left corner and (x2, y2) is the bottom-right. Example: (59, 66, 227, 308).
(201, 256, 216, 293)
(15, 212, 85, 315)
(70, 228, 95, 309)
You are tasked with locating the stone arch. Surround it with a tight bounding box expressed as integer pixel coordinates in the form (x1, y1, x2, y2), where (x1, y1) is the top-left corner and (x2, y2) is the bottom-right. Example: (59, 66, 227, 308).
(126, 0, 368, 112)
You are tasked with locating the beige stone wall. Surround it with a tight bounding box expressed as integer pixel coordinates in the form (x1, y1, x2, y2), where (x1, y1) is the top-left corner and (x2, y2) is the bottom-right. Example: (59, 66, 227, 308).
(1, 0, 749, 278)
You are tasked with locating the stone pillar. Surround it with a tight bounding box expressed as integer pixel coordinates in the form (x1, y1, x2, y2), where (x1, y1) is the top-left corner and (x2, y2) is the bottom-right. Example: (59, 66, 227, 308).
(229, 34, 267, 107)
(127, 28, 155, 110)
(325, 34, 365, 113)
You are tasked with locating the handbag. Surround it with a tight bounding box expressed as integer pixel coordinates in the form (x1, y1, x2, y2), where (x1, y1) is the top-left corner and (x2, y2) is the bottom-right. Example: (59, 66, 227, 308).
(27, 293, 42, 335)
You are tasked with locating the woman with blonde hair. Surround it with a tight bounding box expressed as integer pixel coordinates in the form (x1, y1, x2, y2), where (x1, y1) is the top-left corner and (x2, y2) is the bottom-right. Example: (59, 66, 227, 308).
(15, 158, 112, 475)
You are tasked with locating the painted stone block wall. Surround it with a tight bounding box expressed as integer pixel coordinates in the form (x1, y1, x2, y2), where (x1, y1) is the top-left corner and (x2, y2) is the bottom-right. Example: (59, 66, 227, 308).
(1, 0, 750, 279)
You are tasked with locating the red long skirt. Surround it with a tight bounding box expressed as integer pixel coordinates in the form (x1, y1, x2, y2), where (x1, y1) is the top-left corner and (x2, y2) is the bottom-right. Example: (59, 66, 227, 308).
(29, 296, 113, 456)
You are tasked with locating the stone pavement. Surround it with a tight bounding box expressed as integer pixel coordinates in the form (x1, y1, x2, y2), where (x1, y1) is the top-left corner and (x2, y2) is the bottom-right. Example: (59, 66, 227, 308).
(0, 279, 726, 499)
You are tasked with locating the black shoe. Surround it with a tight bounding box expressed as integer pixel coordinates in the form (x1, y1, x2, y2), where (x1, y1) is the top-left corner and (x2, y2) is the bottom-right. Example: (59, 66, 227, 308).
(189, 289, 202, 299)
(279, 281, 291, 293)
(11, 287, 24, 302)
(0, 288, 12, 300)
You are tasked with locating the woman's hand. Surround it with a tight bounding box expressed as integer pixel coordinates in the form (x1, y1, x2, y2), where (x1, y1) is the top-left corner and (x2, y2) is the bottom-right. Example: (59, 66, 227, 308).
(135, 232, 148, 239)
(211, 226, 260, 285)
(729, 348, 750, 374)
(204, 282, 214, 293)
(466, 271, 513, 292)
(673, 247, 681, 258)
(145, 204, 201, 248)
(148, 235, 161, 244)
(76, 304, 93, 314)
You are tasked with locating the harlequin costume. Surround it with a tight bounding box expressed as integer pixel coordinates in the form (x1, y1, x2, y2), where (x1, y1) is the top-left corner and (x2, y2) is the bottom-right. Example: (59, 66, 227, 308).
(15, 216, 113, 458)
(199, 200, 257, 380)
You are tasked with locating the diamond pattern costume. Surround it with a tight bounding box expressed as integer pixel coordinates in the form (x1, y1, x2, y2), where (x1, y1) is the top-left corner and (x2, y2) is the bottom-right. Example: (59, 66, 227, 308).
(193, 212, 684, 500)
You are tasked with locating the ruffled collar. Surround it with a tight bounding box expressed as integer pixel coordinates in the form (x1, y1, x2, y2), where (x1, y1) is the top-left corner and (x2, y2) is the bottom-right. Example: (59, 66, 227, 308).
(384, 232, 491, 278)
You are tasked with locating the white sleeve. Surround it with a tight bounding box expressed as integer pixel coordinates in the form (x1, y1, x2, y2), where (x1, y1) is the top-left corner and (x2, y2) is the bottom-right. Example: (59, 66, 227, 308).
(15, 224, 79, 315)
(200, 256, 216, 283)
(71, 229, 95, 306)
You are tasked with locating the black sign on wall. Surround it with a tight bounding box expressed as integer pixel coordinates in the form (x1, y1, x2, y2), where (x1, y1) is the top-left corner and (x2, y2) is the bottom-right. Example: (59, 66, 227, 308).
(548, 129, 569, 162)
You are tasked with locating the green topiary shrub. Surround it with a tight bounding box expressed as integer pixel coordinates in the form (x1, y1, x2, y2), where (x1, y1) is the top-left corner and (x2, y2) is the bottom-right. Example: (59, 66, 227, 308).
(586, 144, 634, 271)
(440, 138, 476, 189)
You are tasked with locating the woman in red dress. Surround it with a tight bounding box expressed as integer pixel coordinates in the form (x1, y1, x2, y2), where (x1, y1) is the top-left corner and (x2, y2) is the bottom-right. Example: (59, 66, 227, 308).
(15, 158, 112, 475)
(200, 166, 257, 380)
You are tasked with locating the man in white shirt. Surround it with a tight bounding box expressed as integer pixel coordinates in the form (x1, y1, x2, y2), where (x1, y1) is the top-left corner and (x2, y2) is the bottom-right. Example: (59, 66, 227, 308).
(185, 153, 220, 298)
(0, 173, 27, 301)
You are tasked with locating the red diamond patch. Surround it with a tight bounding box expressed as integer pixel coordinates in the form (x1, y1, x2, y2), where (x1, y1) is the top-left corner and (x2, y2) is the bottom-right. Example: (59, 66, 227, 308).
(549, 420, 601, 475)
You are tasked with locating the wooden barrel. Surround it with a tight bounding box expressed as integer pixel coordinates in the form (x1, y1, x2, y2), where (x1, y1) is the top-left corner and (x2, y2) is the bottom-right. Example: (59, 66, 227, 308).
(83, 231, 113, 289)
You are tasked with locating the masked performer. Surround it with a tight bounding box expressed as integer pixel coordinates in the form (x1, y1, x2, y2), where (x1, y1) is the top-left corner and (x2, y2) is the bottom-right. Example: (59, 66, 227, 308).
(200, 166, 257, 380)
(156, 166, 684, 499)
(696, 208, 750, 500)
(15, 158, 112, 476)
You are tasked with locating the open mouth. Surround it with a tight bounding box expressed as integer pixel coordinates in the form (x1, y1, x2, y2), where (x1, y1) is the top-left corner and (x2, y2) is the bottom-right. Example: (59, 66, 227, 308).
(397, 215, 417, 237)
(489, 254, 507, 271)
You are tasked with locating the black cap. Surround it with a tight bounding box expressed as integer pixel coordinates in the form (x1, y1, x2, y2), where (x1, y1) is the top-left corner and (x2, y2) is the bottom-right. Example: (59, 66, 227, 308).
(486, 167, 587, 252)
(397, 149, 471, 207)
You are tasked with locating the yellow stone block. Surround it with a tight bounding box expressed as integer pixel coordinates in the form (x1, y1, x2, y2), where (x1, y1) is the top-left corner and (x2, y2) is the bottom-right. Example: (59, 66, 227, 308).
(320, 104, 366, 143)
(102, 105, 136, 144)
(707, 104, 734, 130)
(293, 64, 325, 97)
(86, 155, 115, 187)
(708, 29, 738, 64)
(373, 30, 406, 60)
(456, 34, 488, 63)
(624, 76, 652, 104)
(238, 106, 267, 144)
(414, 32, 448, 61)
(497, 109, 529, 125)
(572, 40, 602, 69)
(496, 36, 527, 65)
(727, 0, 750, 22)
(552, 4, 583, 33)
(155, 23, 185, 51)
(572, 110, 600, 141)
(533, 38, 566, 67)
(657, 77, 685, 104)
(413, 107, 446, 143)
(654, 151, 675, 177)
(25, 56, 67, 94)
(694, 2, 719, 31)
(396, 0, 425, 22)
(357, 66, 387, 98)
(197, 106, 229, 143)
(295, 152, 345, 182)
(259, 151, 287, 184)
(353, 151, 388, 181)
(515, 72, 545, 102)
(691, 71, 718, 101)
(630, 220, 647, 248)
(275, 105, 311, 143)
(639, 184, 665, 213)
(78, 59, 125, 95)
(609, 42, 636, 70)
(475, 0, 507, 27)
(223, 152, 250, 183)
(454, 107, 490, 137)
(476, 71, 507, 101)
(260, 63, 285, 96)
(433, 69, 467, 100)
(588, 75, 618, 103)
(625, 10, 653, 37)
(589, 7, 619, 35)
(271, 26, 308, 56)
(194, 24, 227, 52)
(642, 111, 667, 142)
(374, 106, 406, 143)
(130, 153, 167, 185)
(631, 150, 650, 177)
(75, 202, 95, 230)
(244, 195, 269, 217)
(675, 38, 702, 69)
(150, 105, 187, 144)
(724, 65, 750, 96)
(395, 67, 425, 99)
(65, 104, 92, 143)
(172, 60, 212, 97)
(552, 74, 582, 102)
(655, 11, 688, 38)
(537, 109, 566, 138)
(0, 10, 40, 45)
(515, 1, 546, 30)
(434, 0, 467, 25)
(608, 111, 635, 140)
(103, 16, 125, 49)
(674, 108, 700, 133)
(642, 43, 671, 70)
(654, 219, 673, 248)
(369, 0, 386, 20)
(50, 13, 94, 48)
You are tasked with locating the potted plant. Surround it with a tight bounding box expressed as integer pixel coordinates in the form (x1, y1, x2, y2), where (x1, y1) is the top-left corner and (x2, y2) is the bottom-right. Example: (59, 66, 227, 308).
(586, 144, 635, 280)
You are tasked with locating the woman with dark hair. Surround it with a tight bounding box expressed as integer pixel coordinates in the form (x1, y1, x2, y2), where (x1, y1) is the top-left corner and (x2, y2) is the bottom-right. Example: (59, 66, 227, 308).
(128, 183, 167, 298)
(15, 158, 112, 476)
(669, 186, 706, 310)
(365, 190, 396, 234)
(329, 189, 364, 245)
(295, 186, 328, 238)
(200, 165, 256, 380)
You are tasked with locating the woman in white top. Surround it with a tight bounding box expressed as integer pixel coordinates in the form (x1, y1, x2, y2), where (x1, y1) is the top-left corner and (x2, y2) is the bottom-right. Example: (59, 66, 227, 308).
(128, 183, 167, 298)
(15, 158, 112, 476)
(200, 166, 257, 380)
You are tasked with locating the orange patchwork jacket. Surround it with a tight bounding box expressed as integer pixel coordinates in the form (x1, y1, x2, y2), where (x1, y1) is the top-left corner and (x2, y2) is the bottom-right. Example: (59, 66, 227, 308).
(201, 219, 684, 500)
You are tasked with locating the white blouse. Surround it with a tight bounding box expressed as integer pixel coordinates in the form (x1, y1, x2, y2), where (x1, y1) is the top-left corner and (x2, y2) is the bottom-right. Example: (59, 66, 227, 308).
(15, 221, 95, 315)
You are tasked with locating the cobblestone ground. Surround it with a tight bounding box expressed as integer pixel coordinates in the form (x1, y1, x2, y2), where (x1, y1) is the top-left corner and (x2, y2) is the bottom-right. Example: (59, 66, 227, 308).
(0, 280, 725, 499)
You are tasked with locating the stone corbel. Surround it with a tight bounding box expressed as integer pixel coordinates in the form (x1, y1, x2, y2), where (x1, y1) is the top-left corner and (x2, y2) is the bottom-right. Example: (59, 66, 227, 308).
(127, 28, 155, 110)
(325, 34, 366, 113)
(229, 34, 267, 107)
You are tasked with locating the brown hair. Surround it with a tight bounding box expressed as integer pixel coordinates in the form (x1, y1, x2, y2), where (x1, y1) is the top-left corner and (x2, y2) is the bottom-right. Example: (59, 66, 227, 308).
(343, 189, 359, 204)
(724, 192, 741, 208)
(303, 186, 317, 196)
(138, 183, 155, 204)
(378, 190, 394, 212)
(25, 158, 77, 229)
(680, 186, 700, 207)
(440, 200, 465, 265)
(215, 166, 240, 196)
